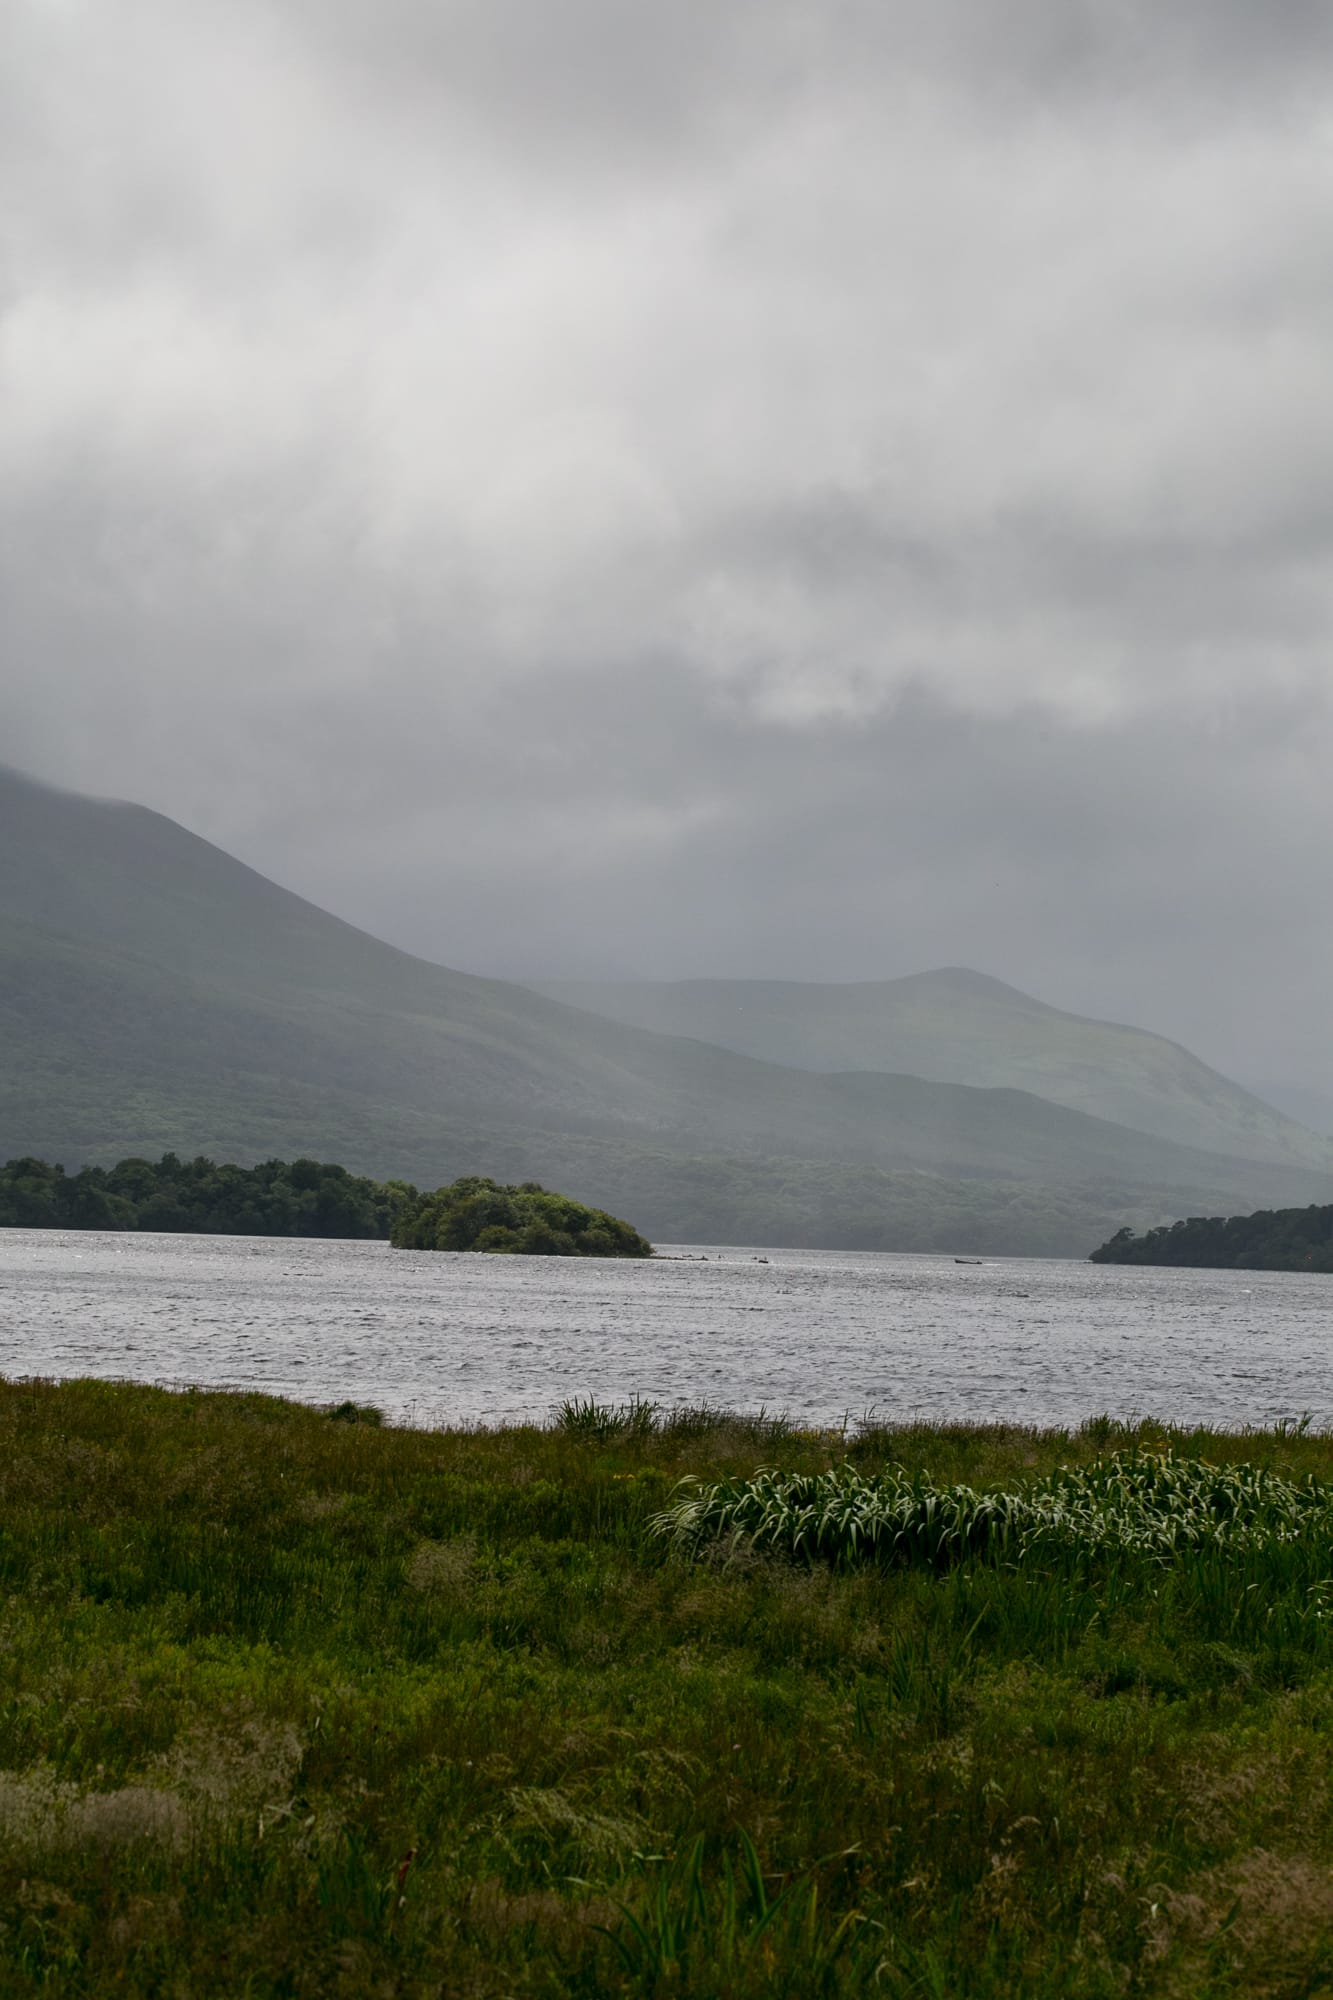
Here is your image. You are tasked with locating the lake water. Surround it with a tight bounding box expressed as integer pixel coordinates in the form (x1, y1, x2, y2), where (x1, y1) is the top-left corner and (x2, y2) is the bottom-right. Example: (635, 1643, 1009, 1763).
(0, 1230, 1330, 1432)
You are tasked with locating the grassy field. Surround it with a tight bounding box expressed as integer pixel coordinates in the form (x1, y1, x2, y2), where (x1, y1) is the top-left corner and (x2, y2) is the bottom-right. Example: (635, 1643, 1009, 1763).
(4, 1383, 1333, 1996)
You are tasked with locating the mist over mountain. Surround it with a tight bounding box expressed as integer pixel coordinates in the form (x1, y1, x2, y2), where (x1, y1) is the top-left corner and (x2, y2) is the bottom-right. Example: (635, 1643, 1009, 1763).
(1246, 1081, 1333, 1142)
(535, 972, 1330, 1171)
(4, 764, 1332, 1257)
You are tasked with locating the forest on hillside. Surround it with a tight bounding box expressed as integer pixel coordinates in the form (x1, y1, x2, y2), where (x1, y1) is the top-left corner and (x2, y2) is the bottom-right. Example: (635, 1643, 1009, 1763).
(1090, 1202, 1333, 1271)
(0, 1154, 418, 1238)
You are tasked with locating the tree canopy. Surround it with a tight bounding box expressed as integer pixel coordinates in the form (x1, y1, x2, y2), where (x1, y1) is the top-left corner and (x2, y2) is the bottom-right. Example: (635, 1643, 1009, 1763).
(390, 1176, 652, 1257)
(1090, 1203, 1333, 1271)
(0, 1154, 418, 1239)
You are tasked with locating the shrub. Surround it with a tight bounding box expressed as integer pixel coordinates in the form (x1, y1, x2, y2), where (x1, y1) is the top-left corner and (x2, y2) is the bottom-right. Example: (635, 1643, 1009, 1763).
(391, 1177, 652, 1257)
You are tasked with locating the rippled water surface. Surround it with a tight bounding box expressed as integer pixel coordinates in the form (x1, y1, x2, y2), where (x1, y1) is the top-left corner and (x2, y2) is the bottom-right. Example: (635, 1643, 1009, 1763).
(1, 1230, 1330, 1430)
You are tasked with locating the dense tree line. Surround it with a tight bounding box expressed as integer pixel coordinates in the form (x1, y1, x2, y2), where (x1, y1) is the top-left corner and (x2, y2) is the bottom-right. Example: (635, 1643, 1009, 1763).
(391, 1176, 653, 1257)
(0, 1154, 419, 1239)
(1090, 1203, 1333, 1272)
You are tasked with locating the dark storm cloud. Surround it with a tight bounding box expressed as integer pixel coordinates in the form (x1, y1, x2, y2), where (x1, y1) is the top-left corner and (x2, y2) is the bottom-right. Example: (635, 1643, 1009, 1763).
(303, 0, 800, 167)
(301, 0, 1333, 143)
(5, 0, 1333, 1096)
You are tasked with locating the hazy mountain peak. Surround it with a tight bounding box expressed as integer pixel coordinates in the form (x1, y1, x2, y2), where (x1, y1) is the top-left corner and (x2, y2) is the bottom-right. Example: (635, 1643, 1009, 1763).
(533, 968, 1331, 1171)
(6, 763, 1333, 1257)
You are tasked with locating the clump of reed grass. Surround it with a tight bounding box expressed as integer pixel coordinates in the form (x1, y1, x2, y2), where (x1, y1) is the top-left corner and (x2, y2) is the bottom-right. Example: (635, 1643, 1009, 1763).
(653, 1450, 1333, 1572)
(593, 1831, 871, 1990)
(556, 1395, 804, 1451)
(556, 1395, 661, 1442)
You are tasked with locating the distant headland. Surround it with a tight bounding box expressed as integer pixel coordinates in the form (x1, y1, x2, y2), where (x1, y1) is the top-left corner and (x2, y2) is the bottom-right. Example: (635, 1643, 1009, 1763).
(1090, 1202, 1333, 1272)
(0, 1154, 416, 1238)
(0, 1155, 652, 1256)
(1, 1160, 648, 1248)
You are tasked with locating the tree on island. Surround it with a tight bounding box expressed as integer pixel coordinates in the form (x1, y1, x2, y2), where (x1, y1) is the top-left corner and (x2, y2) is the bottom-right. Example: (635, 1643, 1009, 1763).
(0, 1154, 418, 1238)
(390, 1176, 653, 1257)
(1090, 1202, 1333, 1271)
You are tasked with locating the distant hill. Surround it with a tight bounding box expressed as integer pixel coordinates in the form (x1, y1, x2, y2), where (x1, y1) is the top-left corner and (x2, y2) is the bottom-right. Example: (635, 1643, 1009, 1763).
(534, 969, 1331, 1172)
(6, 764, 1333, 1257)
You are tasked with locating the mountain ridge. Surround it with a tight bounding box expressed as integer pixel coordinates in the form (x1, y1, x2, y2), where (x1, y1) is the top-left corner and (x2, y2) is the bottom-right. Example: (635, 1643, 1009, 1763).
(5, 763, 1331, 1256)
(532, 969, 1328, 1171)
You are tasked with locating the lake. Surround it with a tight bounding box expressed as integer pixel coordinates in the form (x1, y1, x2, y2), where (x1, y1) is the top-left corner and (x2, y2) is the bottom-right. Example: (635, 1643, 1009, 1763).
(0, 1229, 1329, 1431)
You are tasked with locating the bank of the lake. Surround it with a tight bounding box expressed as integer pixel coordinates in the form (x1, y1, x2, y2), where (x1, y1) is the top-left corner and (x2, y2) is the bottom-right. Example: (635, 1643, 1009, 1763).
(2, 1378, 1333, 1997)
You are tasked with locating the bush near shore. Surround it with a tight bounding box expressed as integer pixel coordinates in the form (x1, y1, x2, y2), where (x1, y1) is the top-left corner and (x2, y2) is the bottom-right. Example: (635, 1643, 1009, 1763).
(4, 1382, 1333, 1995)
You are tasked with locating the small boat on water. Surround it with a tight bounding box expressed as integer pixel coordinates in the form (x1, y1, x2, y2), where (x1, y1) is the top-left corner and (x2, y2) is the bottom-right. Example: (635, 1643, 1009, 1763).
(954, 1257, 983, 1265)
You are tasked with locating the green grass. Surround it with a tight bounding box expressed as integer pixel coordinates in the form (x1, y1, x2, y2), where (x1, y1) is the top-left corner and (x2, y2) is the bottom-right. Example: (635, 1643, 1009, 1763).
(655, 1448, 1333, 1567)
(5, 1383, 1333, 1994)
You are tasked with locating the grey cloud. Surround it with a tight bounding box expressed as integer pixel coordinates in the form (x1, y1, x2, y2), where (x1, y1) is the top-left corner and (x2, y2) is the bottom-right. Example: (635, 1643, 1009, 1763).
(302, 0, 804, 169)
(330, 678, 1333, 1097)
(5, 0, 1333, 1105)
(295, 0, 1333, 156)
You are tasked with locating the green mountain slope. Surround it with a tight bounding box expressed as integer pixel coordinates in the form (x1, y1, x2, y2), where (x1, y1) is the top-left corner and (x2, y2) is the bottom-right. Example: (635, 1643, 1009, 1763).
(535, 969, 1330, 1171)
(5, 765, 1333, 1256)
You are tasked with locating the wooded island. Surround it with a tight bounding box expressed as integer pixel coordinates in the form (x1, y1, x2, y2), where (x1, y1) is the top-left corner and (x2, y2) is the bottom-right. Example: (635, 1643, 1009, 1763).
(391, 1176, 653, 1257)
(0, 1156, 653, 1256)
(0, 1153, 416, 1237)
(1090, 1201, 1333, 1270)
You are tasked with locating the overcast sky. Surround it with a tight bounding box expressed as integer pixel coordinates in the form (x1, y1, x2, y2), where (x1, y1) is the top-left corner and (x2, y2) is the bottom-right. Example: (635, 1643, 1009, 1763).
(5, 0, 1333, 1091)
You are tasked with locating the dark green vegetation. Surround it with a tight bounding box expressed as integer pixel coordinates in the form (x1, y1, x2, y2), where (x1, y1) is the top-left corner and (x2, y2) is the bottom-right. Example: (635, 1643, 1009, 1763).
(537, 968, 1333, 1170)
(392, 1176, 652, 1257)
(0, 1153, 418, 1237)
(1092, 1202, 1333, 1272)
(8, 762, 1333, 1257)
(5, 1385, 1333, 1995)
(658, 1452, 1333, 1567)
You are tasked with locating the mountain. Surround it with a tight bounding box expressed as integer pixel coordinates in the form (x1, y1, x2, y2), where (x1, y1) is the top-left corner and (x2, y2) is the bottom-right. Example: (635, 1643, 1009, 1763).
(1246, 1081, 1333, 1141)
(5, 764, 1333, 1257)
(533, 969, 1331, 1171)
